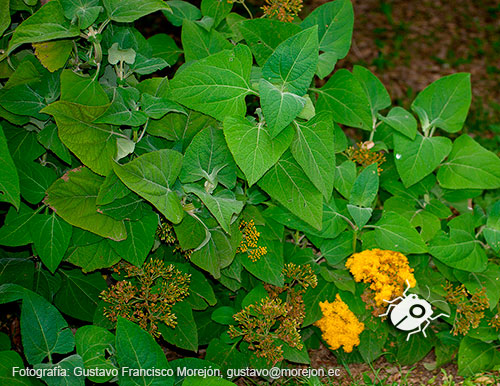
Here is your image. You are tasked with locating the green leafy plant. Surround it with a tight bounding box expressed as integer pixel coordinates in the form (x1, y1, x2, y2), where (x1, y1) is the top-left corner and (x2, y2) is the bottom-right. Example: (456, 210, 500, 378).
(0, 0, 499, 385)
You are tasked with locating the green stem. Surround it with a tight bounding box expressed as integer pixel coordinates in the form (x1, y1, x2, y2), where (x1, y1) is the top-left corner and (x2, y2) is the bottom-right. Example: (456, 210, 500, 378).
(352, 230, 357, 253)
(97, 18, 111, 34)
(369, 128, 375, 142)
(239, 0, 253, 19)
(336, 213, 357, 231)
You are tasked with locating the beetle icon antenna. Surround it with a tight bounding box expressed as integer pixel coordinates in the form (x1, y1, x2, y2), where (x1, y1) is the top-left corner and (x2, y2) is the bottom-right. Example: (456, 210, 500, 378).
(424, 285, 431, 300)
(430, 299, 448, 307)
(403, 279, 412, 296)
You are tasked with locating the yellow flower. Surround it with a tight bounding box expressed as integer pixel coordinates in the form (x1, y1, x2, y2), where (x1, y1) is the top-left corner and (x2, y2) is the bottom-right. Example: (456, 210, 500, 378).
(345, 249, 416, 306)
(237, 220, 268, 262)
(314, 294, 364, 353)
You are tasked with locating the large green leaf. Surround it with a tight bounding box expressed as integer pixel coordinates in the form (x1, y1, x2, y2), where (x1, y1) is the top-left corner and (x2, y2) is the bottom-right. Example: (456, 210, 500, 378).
(21, 290, 75, 364)
(116, 318, 173, 386)
(260, 26, 318, 136)
(75, 325, 116, 383)
(396, 333, 433, 365)
(371, 211, 428, 254)
(181, 19, 232, 63)
(347, 204, 372, 229)
(290, 113, 335, 200)
(200, 0, 232, 27)
(95, 87, 147, 127)
(349, 163, 379, 207)
(484, 201, 500, 253)
(259, 79, 306, 138)
(458, 337, 500, 376)
(148, 33, 182, 66)
(170, 45, 253, 121)
(258, 151, 323, 230)
(454, 264, 500, 310)
(301, 0, 353, 64)
(35, 354, 85, 385)
(164, 0, 201, 27)
(185, 267, 216, 309)
(103, 0, 171, 22)
(0, 203, 38, 247)
(358, 329, 388, 363)
(238, 19, 301, 66)
(29, 213, 72, 273)
(320, 231, 354, 266)
(33, 39, 73, 73)
(60, 0, 103, 30)
(54, 269, 107, 322)
(394, 133, 452, 188)
(174, 215, 206, 250)
(98, 192, 149, 221)
(37, 123, 71, 165)
(45, 167, 127, 241)
(240, 226, 284, 287)
(4, 123, 44, 162)
(184, 185, 243, 234)
(60, 70, 109, 106)
(148, 109, 215, 151)
(378, 107, 417, 140)
(113, 149, 184, 224)
(315, 69, 372, 130)
(66, 239, 121, 273)
(0, 124, 20, 209)
(17, 160, 57, 205)
(190, 221, 240, 279)
(223, 116, 293, 186)
(110, 212, 158, 266)
(262, 26, 318, 96)
(265, 197, 347, 240)
(429, 215, 487, 273)
(0, 0, 10, 37)
(302, 277, 337, 326)
(0, 350, 31, 386)
(0, 83, 47, 118)
(96, 171, 132, 206)
(6, 1, 80, 55)
(334, 160, 356, 198)
(411, 73, 471, 133)
(41, 102, 118, 176)
(437, 134, 500, 189)
(353, 65, 390, 122)
(180, 126, 236, 189)
(159, 302, 198, 352)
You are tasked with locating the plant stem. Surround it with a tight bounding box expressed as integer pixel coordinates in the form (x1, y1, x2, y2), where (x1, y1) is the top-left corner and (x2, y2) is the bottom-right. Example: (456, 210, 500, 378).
(239, 0, 253, 19)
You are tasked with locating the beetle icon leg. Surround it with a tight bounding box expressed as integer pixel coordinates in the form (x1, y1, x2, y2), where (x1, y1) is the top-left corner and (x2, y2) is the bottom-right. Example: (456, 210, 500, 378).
(430, 313, 449, 321)
(406, 320, 429, 341)
(379, 303, 397, 317)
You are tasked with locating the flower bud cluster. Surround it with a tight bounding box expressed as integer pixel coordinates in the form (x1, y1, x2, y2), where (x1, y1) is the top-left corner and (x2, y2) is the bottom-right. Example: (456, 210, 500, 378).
(228, 263, 317, 365)
(444, 282, 489, 335)
(101, 258, 190, 338)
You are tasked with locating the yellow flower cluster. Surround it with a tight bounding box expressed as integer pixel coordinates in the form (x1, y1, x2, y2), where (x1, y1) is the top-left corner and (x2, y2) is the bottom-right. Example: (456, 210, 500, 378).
(346, 249, 416, 306)
(314, 294, 364, 353)
(237, 220, 268, 262)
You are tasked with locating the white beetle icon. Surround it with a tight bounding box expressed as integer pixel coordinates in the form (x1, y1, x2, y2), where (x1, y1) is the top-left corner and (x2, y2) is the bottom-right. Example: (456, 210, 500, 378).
(379, 280, 449, 341)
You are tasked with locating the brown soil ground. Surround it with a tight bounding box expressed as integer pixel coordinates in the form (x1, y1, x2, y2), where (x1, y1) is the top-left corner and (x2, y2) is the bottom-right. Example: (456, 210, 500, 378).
(305, 0, 500, 116)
